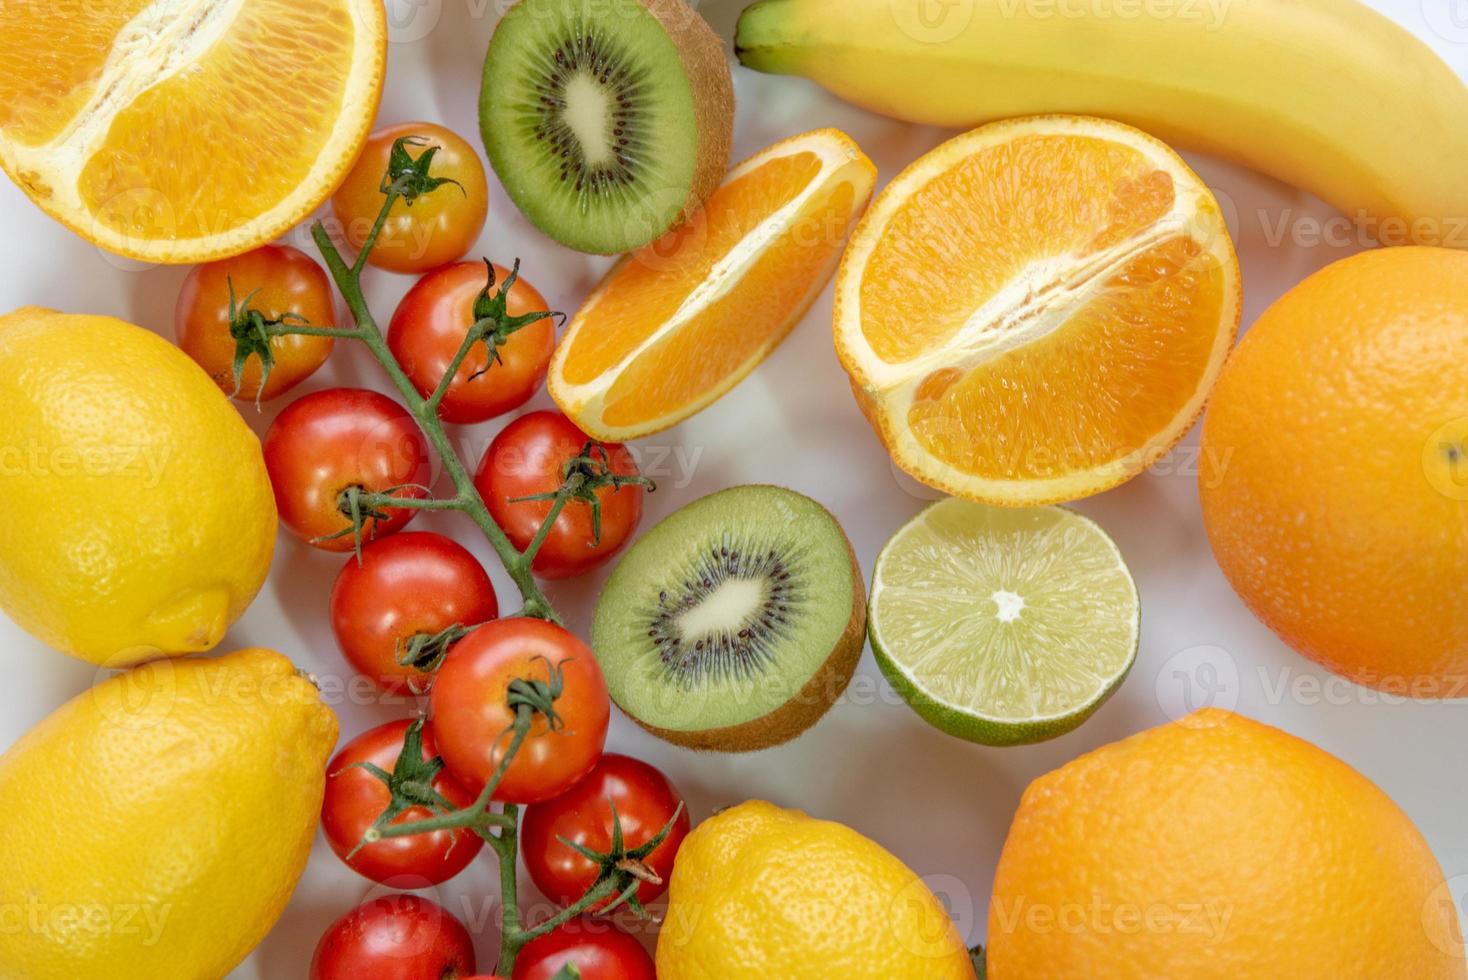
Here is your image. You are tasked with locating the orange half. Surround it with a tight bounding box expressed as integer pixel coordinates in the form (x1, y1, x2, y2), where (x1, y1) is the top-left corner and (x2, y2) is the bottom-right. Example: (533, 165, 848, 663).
(550, 128, 877, 442)
(836, 115, 1241, 505)
(0, 0, 386, 263)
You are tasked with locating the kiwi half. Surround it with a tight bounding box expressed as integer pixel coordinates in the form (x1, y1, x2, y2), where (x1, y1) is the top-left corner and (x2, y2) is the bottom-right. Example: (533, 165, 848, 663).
(592, 485, 866, 752)
(480, 0, 734, 255)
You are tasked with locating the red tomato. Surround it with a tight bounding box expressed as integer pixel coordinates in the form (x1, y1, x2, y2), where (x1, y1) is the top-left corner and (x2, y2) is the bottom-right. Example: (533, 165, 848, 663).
(521, 755, 689, 910)
(176, 244, 336, 402)
(264, 388, 432, 551)
(331, 532, 500, 695)
(321, 719, 485, 887)
(511, 920, 655, 980)
(474, 412, 643, 580)
(333, 122, 489, 274)
(310, 894, 476, 980)
(389, 262, 556, 425)
(430, 618, 609, 804)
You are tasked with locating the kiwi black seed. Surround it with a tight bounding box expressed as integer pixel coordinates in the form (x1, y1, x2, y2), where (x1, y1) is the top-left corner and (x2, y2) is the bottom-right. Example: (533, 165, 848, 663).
(592, 485, 866, 752)
(480, 0, 734, 255)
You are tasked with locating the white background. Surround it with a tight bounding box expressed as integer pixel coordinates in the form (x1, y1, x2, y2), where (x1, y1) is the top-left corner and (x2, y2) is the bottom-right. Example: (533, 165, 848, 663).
(0, 0, 1464, 975)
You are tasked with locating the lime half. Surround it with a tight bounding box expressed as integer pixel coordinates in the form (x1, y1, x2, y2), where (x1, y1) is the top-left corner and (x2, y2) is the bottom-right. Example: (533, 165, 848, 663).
(870, 498, 1140, 746)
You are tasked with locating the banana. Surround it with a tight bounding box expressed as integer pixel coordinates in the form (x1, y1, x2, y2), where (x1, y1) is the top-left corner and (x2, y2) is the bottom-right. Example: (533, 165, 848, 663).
(735, 0, 1468, 247)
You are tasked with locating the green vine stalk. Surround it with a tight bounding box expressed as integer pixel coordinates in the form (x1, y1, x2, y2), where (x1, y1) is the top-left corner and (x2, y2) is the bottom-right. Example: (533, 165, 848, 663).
(243, 136, 665, 974)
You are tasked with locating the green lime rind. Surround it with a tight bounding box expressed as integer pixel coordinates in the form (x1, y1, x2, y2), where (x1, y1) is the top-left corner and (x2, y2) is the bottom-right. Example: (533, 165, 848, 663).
(869, 499, 1140, 748)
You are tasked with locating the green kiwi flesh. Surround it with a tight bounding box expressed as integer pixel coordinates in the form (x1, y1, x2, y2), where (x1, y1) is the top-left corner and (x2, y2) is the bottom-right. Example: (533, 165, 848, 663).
(592, 485, 866, 752)
(480, 0, 734, 255)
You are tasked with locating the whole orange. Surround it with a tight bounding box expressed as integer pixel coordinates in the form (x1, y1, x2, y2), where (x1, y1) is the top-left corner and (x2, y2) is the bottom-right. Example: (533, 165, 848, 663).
(1200, 246, 1468, 694)
(987, 709, 1464, 978)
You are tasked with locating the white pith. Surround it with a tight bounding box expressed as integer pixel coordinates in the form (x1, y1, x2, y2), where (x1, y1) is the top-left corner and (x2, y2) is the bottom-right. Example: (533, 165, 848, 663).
(563, 73, 613, 167)
(835, 116, 1241, 502)
(677, 577, 766, 638)
(0, 0, 385, 260)
(992, 590, 1024, 623)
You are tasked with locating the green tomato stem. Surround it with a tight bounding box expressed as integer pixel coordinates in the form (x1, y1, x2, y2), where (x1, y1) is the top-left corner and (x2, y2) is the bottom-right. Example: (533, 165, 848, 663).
(307, 218, 561, 625)
(424, 316, 491, 416)
(497, 874, 619, 975)
(283, 140, 649, 973)
(513, 479, 580, 575)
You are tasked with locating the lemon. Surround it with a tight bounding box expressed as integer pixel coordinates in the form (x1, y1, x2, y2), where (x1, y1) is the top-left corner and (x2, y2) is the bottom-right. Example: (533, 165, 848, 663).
(0, 649, 338, 978)
(869, 498, 1140, 746)
(657, 800, 976, 979)
(0, 308, 277, 665)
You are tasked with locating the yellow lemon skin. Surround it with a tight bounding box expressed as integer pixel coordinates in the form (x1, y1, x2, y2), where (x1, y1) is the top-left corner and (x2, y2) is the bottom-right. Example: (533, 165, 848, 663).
(0, 649, 338, 979)
(657, 800, 976, 980)
(0, 308, 277, 666)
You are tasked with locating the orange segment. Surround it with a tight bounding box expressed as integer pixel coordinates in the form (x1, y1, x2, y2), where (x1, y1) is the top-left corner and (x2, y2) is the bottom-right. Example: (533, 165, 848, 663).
(602, 179, 859, 427)
(0, 0, 153, 147)
(81, 0, 359, 241)
(0, 0, 386, 263)
(550, 129, 877, 441)
(858, 135, 1177, 365)
(835, 116, 1241, 505)
(559, 151, 823, 386)
(911, 237, 1227, 481)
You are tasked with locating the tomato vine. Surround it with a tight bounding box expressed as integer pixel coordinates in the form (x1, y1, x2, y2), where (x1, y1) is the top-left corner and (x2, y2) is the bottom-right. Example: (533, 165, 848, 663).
(246, 136, 666, 974)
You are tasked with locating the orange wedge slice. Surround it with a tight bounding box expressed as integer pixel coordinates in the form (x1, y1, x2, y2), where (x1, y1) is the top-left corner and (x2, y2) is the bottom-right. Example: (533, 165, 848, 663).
(549, 128, 877, 442)
(836, 115, 1241, 506)
(0, 0, 386, 263)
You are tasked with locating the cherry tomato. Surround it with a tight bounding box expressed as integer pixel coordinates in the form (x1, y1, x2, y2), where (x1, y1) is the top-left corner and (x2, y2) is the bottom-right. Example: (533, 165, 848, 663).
(430, 618, 609, 804)
(321, 719, 484, 887)
(334, 122, 489, 274)
(310, 894, 476, 980)
(511, 920, 655, 980)
(176, 244, 336, 402)
(474, 412, 644, 580)
(522, 755, 689, 911)
(389, 262, 556, 424)
(264, 388, 432, 551)
(331, 532, 500, 695)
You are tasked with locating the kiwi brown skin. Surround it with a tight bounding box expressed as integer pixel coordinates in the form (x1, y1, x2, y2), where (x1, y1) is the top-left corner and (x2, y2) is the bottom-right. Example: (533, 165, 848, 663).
(632, 0, 735, 251)
(621, 531, 868, 753)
